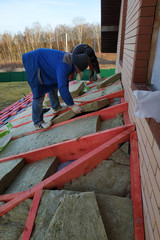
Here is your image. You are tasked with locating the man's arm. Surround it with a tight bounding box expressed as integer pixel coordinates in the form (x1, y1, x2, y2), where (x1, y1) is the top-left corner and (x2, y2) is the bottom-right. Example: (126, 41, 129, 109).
(57, 65, 83, 114)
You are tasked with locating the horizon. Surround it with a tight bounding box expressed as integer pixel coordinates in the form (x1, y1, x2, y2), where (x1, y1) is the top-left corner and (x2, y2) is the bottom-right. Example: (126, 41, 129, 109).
(0, 0, 101, 35)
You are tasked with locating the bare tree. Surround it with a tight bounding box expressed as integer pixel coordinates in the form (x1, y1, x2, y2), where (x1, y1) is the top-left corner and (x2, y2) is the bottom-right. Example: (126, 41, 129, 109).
(1, 33, 14, 61)
(90, 23, 101, 52)
(44, 24, 54, 49)
(13, 32, 24, 61)
(32, 22, 44, 49)
(72, 17, 87, 44)
(0, 21, 101, 70)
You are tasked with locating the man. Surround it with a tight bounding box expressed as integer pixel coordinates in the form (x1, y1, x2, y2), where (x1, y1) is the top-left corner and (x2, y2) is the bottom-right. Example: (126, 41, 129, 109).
(22, 48, 89, 130)
(70, 44, 103, 81)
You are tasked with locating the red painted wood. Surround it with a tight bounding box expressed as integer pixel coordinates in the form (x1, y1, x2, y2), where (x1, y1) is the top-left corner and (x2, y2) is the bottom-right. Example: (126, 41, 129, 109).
(10, 111, 18, 116)
(0, 112, 11, 121)
(10, 90, 124, 130)
(79, 90, 124, 105)
(11, 102, 128, 140)
(0, 191, 27, 202)
(74, 86, 123, 102)
(121, 97, 131, 125)
(21, 189, 42, 240)
(123, 111, 131, 125)
(10, 113, 32, 122)
(0, 124, 135, 164)
(13, 120, 32, 129)
(0, 126, 134, 216)
(0, 94, 32, 116)
(130, 131, 144, 240)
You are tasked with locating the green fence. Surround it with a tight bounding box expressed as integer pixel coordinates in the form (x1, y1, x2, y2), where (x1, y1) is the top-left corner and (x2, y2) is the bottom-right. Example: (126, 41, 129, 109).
(81, 68, 115, 80)
(0, 69, 115, 82)
(0, 71, 27, 82)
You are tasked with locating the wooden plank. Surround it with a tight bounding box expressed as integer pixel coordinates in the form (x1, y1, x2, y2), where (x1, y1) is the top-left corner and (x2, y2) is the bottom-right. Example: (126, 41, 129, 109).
(11, 101, 127, 140)
(0, 191, 26, 202)
(130, 131, 145, 240)
(121, 98, 131, 125)
(21, 189, 42, 240)
(0, 124, 134, 166)
(0, 126, 135, 216)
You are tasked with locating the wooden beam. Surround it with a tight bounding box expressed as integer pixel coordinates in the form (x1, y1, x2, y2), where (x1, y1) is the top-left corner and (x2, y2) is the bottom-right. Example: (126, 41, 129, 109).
(11, 101, 128, 140)
(130, 131, 145, 240)
(0, 126, 135, 216)
(0, 123, 134, 164)
(21, 189, 42, 240)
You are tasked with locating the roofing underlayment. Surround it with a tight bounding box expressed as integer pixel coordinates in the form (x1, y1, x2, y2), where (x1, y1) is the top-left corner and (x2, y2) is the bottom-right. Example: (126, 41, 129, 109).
(0, 74, 144, 240)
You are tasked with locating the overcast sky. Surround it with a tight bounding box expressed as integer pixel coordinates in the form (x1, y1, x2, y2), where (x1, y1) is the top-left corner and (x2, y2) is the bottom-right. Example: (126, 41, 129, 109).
(0, 0, 101, 35)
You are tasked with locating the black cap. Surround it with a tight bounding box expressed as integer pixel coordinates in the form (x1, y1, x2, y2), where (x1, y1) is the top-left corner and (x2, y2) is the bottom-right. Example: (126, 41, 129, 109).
(74, 53, 90, 71)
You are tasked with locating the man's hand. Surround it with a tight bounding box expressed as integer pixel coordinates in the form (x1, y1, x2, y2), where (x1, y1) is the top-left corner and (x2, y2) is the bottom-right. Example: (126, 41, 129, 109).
(71, 104, 83, 114)
(97, 73, 103, 81)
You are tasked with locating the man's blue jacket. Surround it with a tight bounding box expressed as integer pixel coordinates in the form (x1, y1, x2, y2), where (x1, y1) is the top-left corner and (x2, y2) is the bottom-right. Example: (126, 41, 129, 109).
(22, 48, 75, 106)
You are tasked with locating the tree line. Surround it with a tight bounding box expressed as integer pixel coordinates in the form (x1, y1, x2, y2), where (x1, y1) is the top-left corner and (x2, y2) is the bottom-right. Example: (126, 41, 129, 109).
(0, 20, 101, 71)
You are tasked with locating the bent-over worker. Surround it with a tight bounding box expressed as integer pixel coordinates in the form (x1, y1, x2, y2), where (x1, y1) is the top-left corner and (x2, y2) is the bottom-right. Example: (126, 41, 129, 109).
(69, 44, 102, 82)
(22, 48, 89, 130)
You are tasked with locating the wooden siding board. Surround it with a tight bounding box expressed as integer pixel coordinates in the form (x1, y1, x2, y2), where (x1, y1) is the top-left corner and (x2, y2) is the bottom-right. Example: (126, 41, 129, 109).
(143, 120, 154, 148)
(126, 2, 141, 28)
(127, 0, 138, 14)
(122, 56, 134, 77)
(124, 43, 136, 51)
(148, 163, 160, 209)
(146, 141, 158, 175)
(127, 0, 140, 22)
(144, 209, 156, 240)
(149, 119, 160, 147)
(151, 193, 160, 235)
(125, 35, 151, 44)
(124, 48, 135, 58)
(143, 183, 156, 229)
(152, 141, 160, 169)
(154, 225, 160, 240)
(156, 168, 160, 188)
(125, 28, 139, 39)
(141, 160, 152, 197)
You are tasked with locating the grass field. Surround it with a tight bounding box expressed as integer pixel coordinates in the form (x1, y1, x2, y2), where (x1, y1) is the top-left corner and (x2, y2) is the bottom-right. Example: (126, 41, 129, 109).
(0, 82, 31, 111)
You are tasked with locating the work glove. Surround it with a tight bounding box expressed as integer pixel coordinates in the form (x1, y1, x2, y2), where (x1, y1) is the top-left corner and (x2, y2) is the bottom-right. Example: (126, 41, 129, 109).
(97, 73, 103, 81)
(71, 104, 83, 114)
